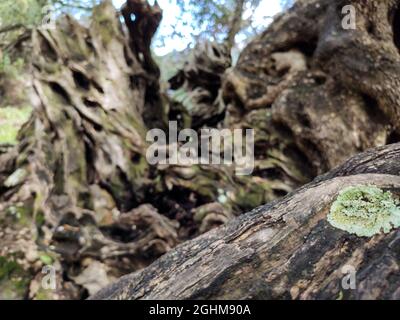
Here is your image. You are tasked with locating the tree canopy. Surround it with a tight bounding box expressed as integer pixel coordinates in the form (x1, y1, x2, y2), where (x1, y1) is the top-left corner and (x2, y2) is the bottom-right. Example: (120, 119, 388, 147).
(160, 0, 294, 52)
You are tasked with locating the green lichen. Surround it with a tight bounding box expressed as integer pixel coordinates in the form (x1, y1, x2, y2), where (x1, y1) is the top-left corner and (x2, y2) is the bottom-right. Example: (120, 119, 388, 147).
(327, 185, 400, 237)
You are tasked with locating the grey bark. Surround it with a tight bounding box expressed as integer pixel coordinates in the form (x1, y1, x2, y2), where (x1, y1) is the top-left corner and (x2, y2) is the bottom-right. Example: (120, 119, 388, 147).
(2, 0, 400, 300)
(92, 143, 400, 300)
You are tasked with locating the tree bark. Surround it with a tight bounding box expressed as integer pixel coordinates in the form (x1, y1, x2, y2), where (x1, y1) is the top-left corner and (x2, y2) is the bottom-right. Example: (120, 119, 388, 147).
(90, 0, 400, 299)
(92, 143, 400, 300)
(0, 0, 170, 299)
(2, 0, 400, 300)
(221, 0, 400, 197)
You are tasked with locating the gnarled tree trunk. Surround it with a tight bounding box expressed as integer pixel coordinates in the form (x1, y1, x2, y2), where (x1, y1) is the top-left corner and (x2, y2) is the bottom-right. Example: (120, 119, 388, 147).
(0, 0, 169, 299)
(92, 0, 400, 300)
(2, 0, 400, 300)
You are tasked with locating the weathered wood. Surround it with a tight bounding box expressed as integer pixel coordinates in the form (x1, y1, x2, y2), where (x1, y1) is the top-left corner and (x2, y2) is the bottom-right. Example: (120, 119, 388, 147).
(2, 0, 400, 300)
(0, 0, 168, 299)
(92, 143, 400, 300)
(222, 0, 399, 188)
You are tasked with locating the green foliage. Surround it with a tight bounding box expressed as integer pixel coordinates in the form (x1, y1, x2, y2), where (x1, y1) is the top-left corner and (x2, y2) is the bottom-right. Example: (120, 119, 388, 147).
(171, 0, 259, 46)
(50, 0, 102, 18)
(161, 0, 294, 52)
(0, 0, 99, 29)
(0, 0, 44, 58)
(0, 0, 100, 46)
(327, 185, 400, 237)
(0, 0, 46, 29)
(175, 0, 241, 40)
(0, 54, 25, 78)
(0, 256, 30, 299)
(0, 106, 32, 145)
(0, 256, 20, 281)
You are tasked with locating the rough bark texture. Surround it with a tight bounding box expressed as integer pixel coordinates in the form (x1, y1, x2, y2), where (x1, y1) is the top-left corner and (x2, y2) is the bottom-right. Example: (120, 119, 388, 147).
(0, 0, 298, 299)
(1, 0, 400, 300)
(222, 0, 399, 191)
(92, 143, 400, 300)
(169, 41, 231, 129)
(91, 0, 400, 300)
(0, 0, 170, 299)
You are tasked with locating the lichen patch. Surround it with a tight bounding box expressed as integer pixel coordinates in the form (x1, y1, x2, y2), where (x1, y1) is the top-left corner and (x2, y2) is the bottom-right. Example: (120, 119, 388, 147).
(327, 185, 400, 237)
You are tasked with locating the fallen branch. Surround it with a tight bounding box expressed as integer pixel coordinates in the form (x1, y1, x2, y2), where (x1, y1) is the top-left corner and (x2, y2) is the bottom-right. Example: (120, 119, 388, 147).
(92, 143, 400, 300)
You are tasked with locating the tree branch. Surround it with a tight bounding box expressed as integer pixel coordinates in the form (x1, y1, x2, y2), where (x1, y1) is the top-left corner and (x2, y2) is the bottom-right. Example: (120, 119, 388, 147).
(91, 143, 400, 300)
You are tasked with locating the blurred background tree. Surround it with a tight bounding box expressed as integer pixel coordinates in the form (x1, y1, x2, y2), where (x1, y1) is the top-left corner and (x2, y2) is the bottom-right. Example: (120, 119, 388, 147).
(0, 0, 101, 48)
(170, 0, 295, 52)
(0, 0, 104, 143)
(0, 0, 294, 135)
(154, 0, 294, 79)
(0, 0, 295, 64)
(0, 0, 295, 107)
